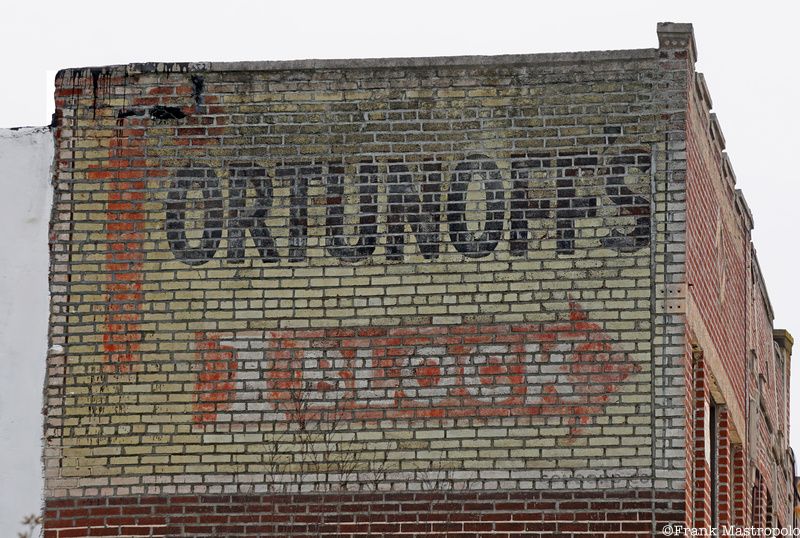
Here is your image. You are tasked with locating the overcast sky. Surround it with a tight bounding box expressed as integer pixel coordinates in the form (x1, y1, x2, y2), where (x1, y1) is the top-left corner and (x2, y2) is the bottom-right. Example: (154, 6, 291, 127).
(2, 0, 799, 511)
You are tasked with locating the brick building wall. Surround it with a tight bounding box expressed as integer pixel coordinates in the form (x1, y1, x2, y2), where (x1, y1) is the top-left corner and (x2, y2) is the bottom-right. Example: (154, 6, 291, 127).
(44, 23, 791, 536)
(684, 45, 794, 527)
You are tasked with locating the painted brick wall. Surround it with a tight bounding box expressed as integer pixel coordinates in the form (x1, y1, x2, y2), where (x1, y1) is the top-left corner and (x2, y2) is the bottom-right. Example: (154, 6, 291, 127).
(45, 24, 742, 536)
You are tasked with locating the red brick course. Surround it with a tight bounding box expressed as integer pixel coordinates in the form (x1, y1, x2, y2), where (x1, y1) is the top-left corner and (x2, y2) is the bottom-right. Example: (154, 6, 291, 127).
(45, 490, 684, 537)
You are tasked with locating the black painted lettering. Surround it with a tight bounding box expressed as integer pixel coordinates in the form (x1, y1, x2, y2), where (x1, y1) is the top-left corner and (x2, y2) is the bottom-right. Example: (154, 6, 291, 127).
(555, 156, 598, 254)
(447, 155, 505, 258)
(326, 163, 379, 262)
(165, 167, 223, 266)
(601, 153, 651, 251)
(510, 156, 551, 256)
(386, 162, 442, 260)
(227, 163, 278, 263)
(277, 165, 317, 262)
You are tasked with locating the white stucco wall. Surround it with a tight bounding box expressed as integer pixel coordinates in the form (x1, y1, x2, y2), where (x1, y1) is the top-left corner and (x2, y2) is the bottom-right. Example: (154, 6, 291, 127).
(0, 127, 52, 534)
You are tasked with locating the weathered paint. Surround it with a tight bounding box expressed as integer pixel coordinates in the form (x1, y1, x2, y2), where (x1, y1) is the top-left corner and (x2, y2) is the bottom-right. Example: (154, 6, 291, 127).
(42, 22, 795, 535)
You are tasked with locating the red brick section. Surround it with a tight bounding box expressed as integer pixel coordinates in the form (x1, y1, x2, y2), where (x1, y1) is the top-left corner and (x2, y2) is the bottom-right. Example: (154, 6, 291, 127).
(101, 177, 145, 373)
(716, 406, 731, 525)
(44, 491, 684, 538)
(732, 444, 746, 525)
(752, 471, 765, 526)
(691, 355, 711, 527)
(684, 341, 696, 527)
(91, 114, 148, 374)
(686, 79, 748, 437)
(752, 282, 792, 526)
(192, 332, 238, 425)
(685, 30, 793, 524)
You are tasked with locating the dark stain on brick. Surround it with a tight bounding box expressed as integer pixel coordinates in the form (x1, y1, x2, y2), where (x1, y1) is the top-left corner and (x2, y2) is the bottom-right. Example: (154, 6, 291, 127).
(90, 68, 105, 118)
(191, 75, 205, 109)
(149, 105, 186, 120)
(117, 109, 143, 119)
